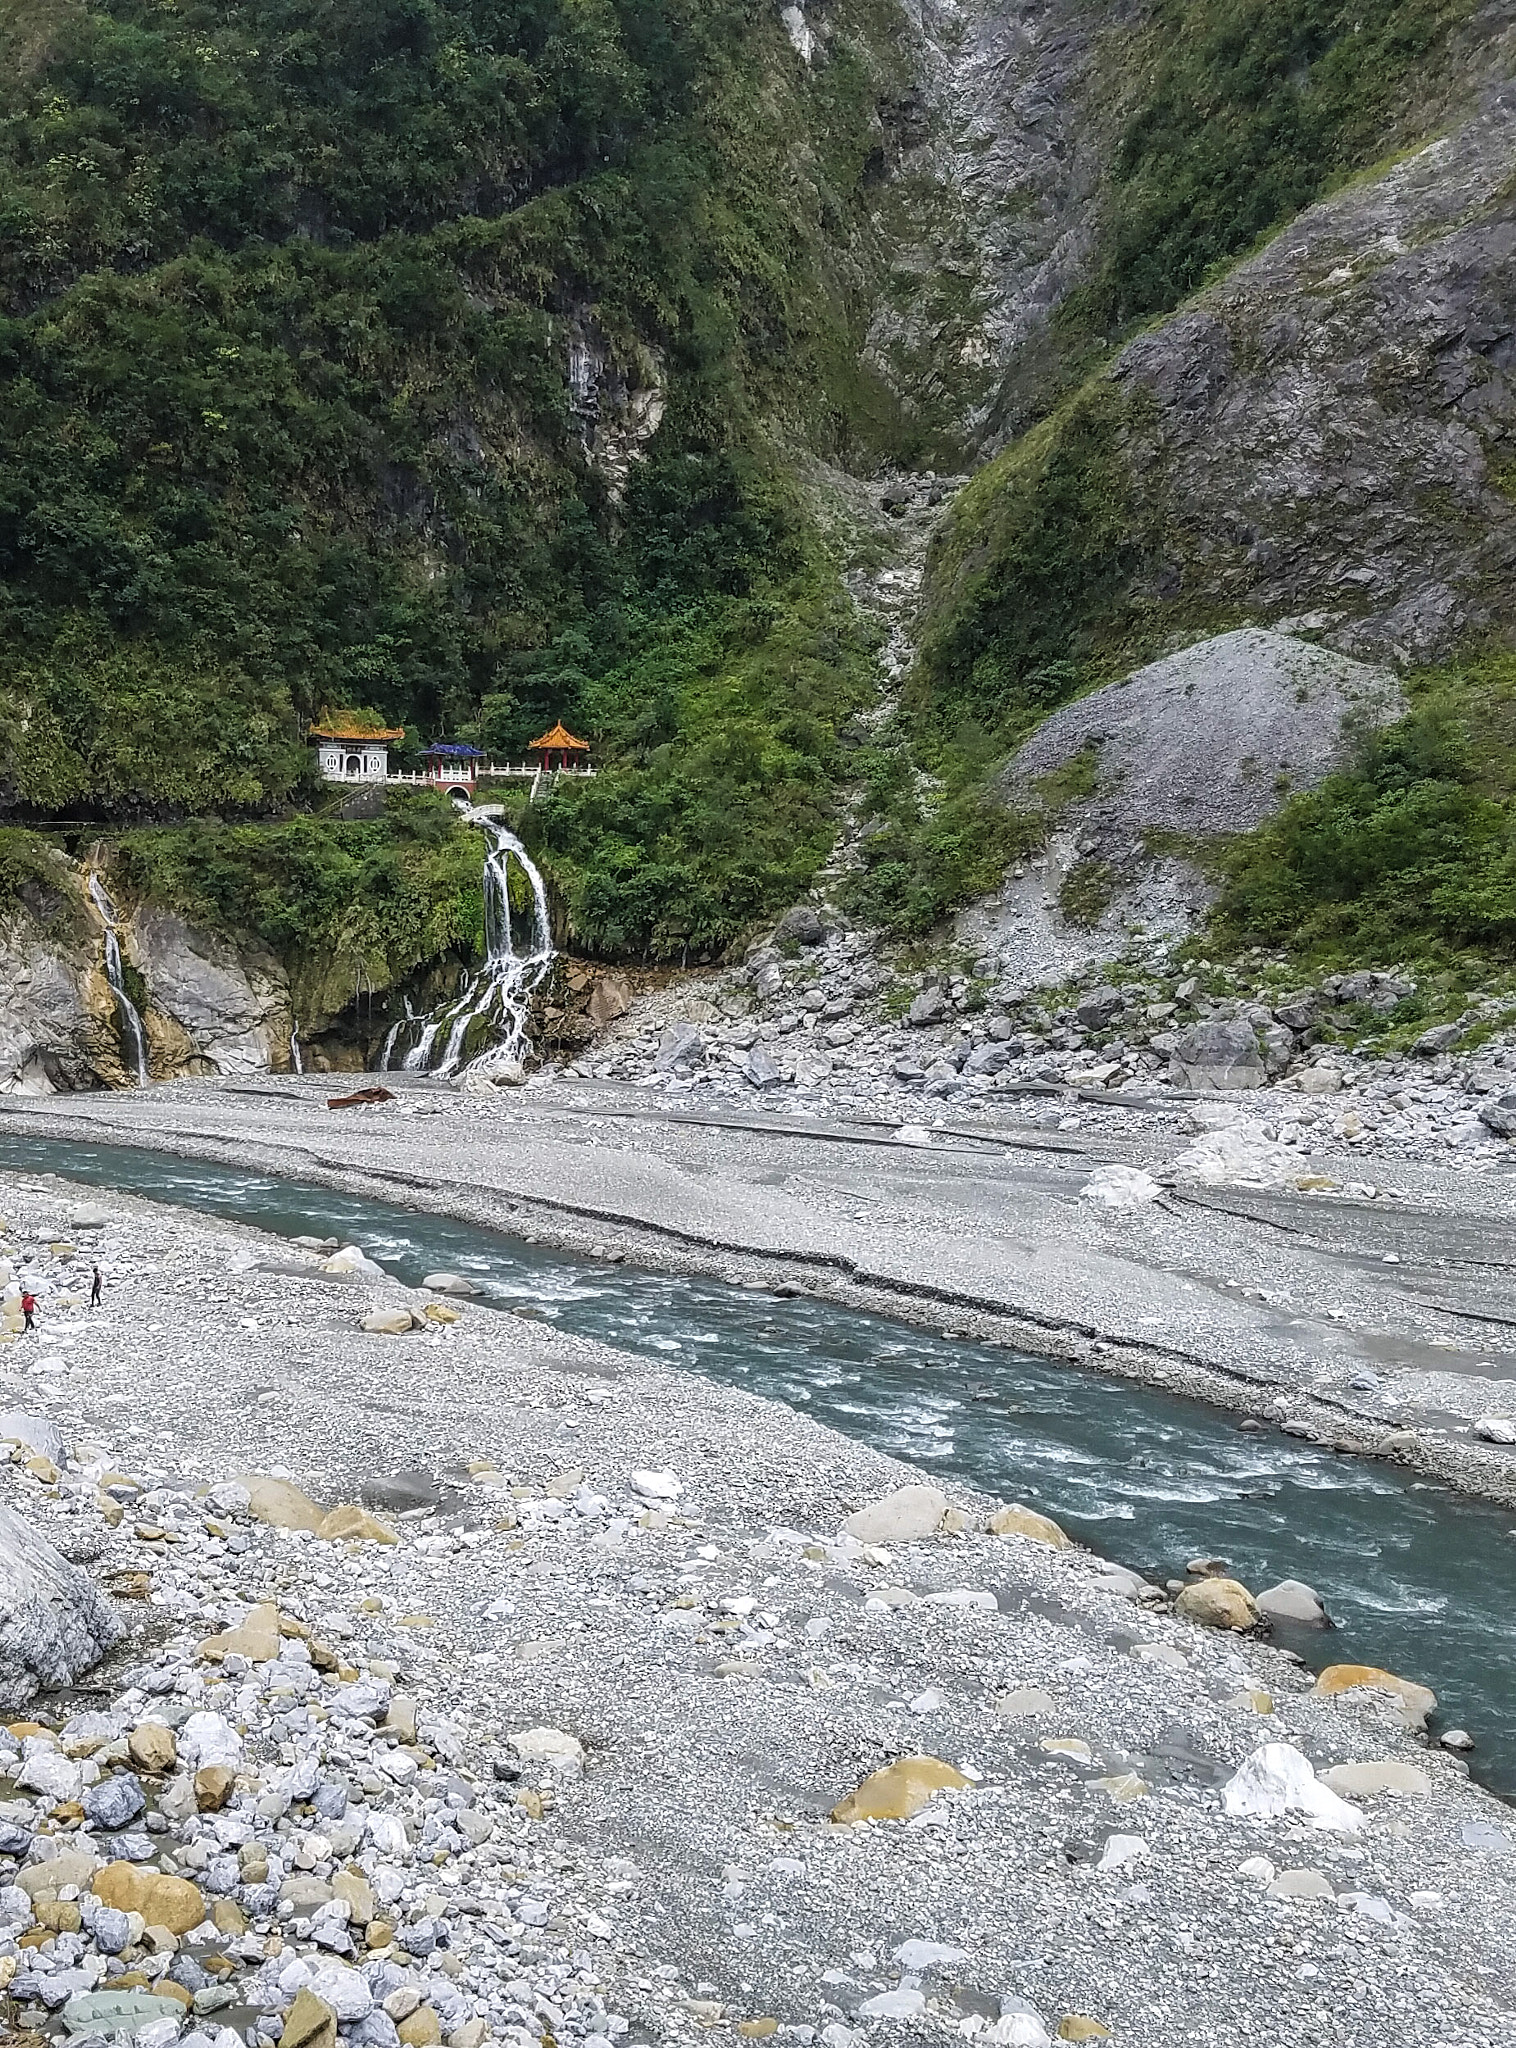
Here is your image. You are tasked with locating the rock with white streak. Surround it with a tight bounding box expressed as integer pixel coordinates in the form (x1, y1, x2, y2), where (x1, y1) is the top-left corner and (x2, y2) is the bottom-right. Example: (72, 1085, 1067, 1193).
(178, 1712, 242, 1771)
(1473, 1416, 1516, 1444)
(1221, 1743, 1363, 1831)
(0, 1504, 124, 1715)
(629, 1469, 682, 1502)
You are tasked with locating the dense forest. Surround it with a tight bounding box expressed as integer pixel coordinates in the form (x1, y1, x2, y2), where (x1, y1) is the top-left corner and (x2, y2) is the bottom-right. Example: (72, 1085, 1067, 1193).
(0, 0, 906, 954)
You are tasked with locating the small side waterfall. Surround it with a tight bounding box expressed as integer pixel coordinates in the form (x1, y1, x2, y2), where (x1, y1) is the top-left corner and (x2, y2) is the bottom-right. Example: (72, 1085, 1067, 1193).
(85, 873, 149, 1087)
(382, 807, 554, 1078)
(290, 1030, 304, 1075)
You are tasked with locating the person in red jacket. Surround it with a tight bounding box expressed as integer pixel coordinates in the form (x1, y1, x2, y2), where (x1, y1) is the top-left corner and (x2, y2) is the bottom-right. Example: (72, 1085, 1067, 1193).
(20, 1291, 37, 1332)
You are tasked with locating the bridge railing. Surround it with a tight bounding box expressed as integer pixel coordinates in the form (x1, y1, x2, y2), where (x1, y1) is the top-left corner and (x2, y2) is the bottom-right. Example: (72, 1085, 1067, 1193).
(381, 762, 596, 784)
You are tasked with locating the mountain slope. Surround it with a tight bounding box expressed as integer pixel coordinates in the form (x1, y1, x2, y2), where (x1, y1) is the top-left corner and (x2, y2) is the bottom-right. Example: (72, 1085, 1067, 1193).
(6, 0, 1516, 980)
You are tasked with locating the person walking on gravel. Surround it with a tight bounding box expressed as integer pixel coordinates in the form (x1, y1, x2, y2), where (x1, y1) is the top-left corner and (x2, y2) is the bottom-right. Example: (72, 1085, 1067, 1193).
(90, 1267, 102, 1308)
(20, 1290, 36, 1332)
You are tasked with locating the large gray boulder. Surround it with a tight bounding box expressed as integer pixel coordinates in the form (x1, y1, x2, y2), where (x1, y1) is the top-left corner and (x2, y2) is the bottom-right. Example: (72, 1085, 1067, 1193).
(1168, 1019, 1266, 1090)
(0, 1505, 124, 1713)
(654, 1021, 703, 1071)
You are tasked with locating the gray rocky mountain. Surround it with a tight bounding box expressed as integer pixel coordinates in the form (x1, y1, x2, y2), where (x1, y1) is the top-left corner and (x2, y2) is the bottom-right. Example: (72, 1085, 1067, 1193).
(1113, 83, 1516, 662)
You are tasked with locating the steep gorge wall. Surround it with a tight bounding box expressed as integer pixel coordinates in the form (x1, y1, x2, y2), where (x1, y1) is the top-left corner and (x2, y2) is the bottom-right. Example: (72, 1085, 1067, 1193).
(914, 0, 1516, 721)
(0, 861, 295, 1093)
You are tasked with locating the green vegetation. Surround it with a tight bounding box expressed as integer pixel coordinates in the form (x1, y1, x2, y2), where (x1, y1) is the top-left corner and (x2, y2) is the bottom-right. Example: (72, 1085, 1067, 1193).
(0, 825, 71, 918)
(897, 0, 1473, 935)
(1210, 649, 1516, 967)
(114, 791, 485, 1015)
(911, 382, 1168, 746)
(0, 0, 926, 953)
(525, 531, 877, 958)
(1058, 857, 1121, 930)
(1065, 0, 1470, 339)
(844, 725, 1048, 941)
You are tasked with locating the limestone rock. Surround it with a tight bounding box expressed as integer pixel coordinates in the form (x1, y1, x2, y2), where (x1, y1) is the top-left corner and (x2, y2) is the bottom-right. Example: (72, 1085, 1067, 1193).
(1174, 1576, 1258, 1631)
(1319, 1759, 1432, 1799)
(989, 1503, 1070, 1547)
(1312, 1663, 1437, 1729)
(905, 987, 948, 1027)
(840, 1484, 949, 1545)
(0, 1502, 124, 1713)
(132, 903, 289, 1076)
(995, 1688, 1057, 1719)
(398, 2009, 442, 2047)
(1255, 1579, 1329, 1626)
(1268, 1868, 1334, 1900)
(1168, 1020, 1265, 1092)
(199, 1600, 281, 1663)
(318, 1504, 398, 1545)
(360, 1307, 416, 1336)
(830, 1755, 971, 1823)
(776, 904, 827, 946)
(654, 1022, 703, 1072)
(1221, 1743, 1363, 1831)
(17, 1849, 99, 1897)
(333, 1871, 376, 1925)
(586, 973, 633, 1030)
(280, 1987, 339, 2048)
(238, 1476, 327, 1533)
(420, 1273, 479, 1297)
(194, 1765, 236, 1811)
(509, 1726, 584, 1770)
(320, 1246, 387, 1279)
(92, 1861, 206, 1935)
(212, 1898, 247, 1936)
(0, 1413, 65, 1464)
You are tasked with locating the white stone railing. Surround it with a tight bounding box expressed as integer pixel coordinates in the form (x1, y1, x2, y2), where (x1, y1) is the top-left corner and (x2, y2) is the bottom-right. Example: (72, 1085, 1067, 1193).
(382, 762, 595, 783)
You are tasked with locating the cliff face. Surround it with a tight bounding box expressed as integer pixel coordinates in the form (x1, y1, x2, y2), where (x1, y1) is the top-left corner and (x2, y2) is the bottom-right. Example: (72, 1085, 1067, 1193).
(9, 0, 1516, 979)
(915, 0, 1516, 730)
(1112, 84, 1516, 664)
(0, 861, 294, 1093)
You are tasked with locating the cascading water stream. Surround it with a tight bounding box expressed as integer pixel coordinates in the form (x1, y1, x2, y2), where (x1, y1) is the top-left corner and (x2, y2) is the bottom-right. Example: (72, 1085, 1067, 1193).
(384, 806, 554, 1078)
(84, 874, 149, 1087)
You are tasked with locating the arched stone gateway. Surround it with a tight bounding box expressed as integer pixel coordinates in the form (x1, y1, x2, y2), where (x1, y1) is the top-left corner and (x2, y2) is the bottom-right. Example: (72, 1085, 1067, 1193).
(307, 713, 404, 783)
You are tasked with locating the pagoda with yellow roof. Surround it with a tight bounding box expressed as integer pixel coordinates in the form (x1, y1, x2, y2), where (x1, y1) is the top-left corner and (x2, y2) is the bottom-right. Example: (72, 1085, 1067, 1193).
(527, 721, 592, 773)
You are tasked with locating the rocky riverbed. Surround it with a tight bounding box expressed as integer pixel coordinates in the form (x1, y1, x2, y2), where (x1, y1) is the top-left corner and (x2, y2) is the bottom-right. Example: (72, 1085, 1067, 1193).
(0, 1171, 1512, 2048)
(576, 917, 1516, 1183)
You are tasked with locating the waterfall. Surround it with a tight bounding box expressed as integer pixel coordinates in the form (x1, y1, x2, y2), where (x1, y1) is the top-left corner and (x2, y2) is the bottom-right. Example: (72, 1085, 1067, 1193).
(290, 1029, 304, 1075)
(85, 873, 150, 1087)
(382, 807, 554, 1078)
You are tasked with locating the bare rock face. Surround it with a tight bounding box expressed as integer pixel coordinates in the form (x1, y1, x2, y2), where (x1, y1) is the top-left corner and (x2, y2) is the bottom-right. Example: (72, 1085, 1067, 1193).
(1011, 629, 1403, 839)
(132, 906, 291, 1077)
(0, 1503, 125, 1713)
(1110, 98, 1516, 662)
(0, 919, 100, 1094)
(861, 0, 1113, 449)
(961, 629, 1401, 988)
